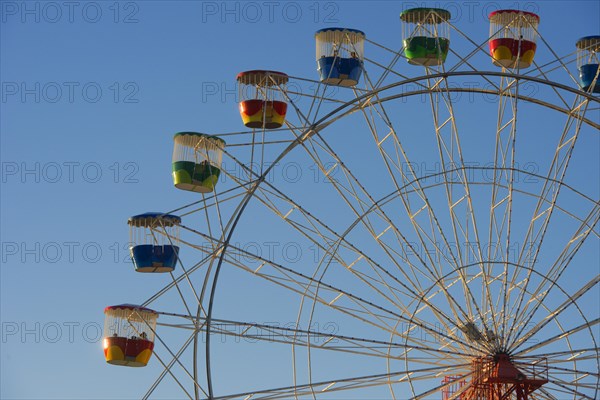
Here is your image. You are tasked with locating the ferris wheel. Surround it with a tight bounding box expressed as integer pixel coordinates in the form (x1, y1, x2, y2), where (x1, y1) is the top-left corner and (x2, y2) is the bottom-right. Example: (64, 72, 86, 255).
(102, 8, 600, 400)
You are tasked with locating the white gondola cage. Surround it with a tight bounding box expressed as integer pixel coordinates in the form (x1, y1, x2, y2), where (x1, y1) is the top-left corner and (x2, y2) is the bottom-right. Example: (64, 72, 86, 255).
(401, 8, 450, 42)
(489, 10, 540, 43)
(315, 28, 365, 61)
(173, 133, 225, 168)
(128, 213, 181, 248)
(237, 70, 288, 103)
(104, 305, 158, 342)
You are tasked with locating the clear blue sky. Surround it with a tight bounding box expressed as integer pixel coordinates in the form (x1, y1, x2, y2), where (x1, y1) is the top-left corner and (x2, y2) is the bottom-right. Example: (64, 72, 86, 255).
(1, 1, 599, 399)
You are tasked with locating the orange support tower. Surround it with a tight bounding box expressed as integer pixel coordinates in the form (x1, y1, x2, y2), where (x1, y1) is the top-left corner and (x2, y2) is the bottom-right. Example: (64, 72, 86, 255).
(442, 375, 467, 400)
(453, 354, 548, 400)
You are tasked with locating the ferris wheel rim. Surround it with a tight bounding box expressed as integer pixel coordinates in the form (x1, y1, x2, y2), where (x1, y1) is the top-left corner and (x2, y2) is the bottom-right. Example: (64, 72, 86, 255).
(195, 66, 599, 398)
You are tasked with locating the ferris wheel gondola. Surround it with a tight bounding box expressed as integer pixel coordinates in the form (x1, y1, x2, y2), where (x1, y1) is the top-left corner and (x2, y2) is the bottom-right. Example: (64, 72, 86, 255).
(103, 304, 158, 367)
(128, 212, 181, 273)
(315, 27, 365, 87)
(576, 35, 600, 93)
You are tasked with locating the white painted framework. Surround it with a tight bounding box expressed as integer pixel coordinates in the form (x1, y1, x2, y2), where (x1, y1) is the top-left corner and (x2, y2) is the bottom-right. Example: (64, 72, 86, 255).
(126, 19, 599, 400)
